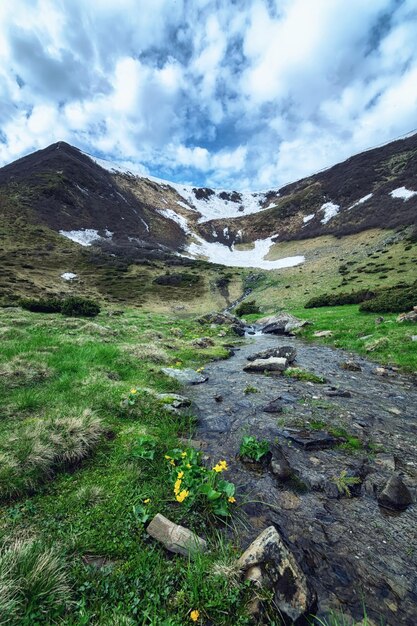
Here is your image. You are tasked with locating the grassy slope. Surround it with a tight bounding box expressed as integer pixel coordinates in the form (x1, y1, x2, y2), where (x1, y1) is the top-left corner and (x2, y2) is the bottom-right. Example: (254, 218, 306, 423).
(0, 308, 258, 625)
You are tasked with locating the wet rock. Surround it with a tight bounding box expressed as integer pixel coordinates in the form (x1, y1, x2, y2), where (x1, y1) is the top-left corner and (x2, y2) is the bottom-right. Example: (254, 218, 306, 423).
(279, 429, 338, 450)
(214, 394, 223, 402)
(191, 337, 214, 348)
(374, 453, 396, 472)
(270, 446, 292, 481)
(237, 526, 316, 624)
(377, 474, 413, 511)
(260, 313, 310, 335)
(243, 357, 287, 372)
(314, 330, 333, 338)
(340, 360, 362, 372)
(247, 346, 297, 363)
(325, 388, 352, 398)
(147, 514, 207, 557)
(262, 398, 284, 413)
(374, 367, 389, 377)
(161, 368, 208, 385)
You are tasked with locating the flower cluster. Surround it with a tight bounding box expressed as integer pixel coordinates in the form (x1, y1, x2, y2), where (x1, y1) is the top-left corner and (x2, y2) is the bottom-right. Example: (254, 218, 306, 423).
(165, 448, 236, 517)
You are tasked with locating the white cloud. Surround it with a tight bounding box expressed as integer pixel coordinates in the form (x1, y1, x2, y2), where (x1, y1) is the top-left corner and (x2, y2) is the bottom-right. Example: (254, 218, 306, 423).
(0, 0, 416, 190)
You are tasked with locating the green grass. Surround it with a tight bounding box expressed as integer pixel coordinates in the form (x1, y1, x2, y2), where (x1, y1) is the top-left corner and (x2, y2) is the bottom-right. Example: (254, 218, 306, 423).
(0, 307, 256, 625)
(291, 304, 417, 372)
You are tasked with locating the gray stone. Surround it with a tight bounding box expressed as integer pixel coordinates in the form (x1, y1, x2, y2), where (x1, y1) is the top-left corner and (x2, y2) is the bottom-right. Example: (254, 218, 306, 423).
(262, 398, 284, 413)
(377, 474, 413, 511)
(147, 514, 207, 557)
(325, 389, 352, 398)
(397, 311, 417, 323)
(237, 526, 316, 623)
(260, 313, 310, 335)
(279, 428, 338, 450)
(191, 337, 215, 348)
(247, 346, 297, 363)
(314, 330, 333, 338)
(243, 357, 287, 372)
(161, 368, 208, 385)
(340, 360, 362, 372)
(270, 446, 292, 481)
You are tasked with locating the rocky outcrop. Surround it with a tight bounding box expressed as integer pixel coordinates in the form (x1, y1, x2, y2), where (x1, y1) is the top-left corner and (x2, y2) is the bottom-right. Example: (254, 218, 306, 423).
(237, 526, 316, 623)
(197, 312, 245, 336)
(397, 310, 417, 323)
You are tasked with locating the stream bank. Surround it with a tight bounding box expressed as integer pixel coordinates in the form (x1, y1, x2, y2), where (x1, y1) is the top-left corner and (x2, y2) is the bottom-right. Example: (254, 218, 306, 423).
(187, 331, 417, 625)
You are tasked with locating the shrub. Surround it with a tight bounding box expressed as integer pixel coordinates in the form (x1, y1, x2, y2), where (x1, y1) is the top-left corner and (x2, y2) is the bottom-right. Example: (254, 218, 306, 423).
(20, 297, 62, 313)
(153, 272, 200, 287)
(0, 539, 71, 624)
(235, 300, 260, 316)
(61, 296, 100, 317)
(359, 282, 417, 313)
(304, 290, 375, 308)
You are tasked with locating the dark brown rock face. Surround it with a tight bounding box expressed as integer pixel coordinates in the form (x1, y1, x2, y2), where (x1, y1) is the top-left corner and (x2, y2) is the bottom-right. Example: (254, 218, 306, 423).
(378, 474, 413, 510)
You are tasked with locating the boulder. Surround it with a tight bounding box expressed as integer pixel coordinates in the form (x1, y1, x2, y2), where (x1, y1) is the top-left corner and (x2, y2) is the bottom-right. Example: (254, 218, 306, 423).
(147, 514, 207, 557)
(377, 474, 413, 511)
(197, 312, 245, 329)
(243, 357, 288, 372)
(260, 313, 310, 335)
(247, 346, 297, 363)
(161, 368, 208, 385)
(237, 526, 316, 623)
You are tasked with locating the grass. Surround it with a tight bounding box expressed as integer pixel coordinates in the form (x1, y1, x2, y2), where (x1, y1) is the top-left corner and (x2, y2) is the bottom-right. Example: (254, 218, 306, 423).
(291, 304, 417, 372)
(0, 306, 258, 625)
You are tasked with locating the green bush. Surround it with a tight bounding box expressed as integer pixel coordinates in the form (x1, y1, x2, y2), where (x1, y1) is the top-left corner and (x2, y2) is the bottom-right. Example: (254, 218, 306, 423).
(235, 300, 260, 316)
(239, 436, 270, 461)
(359, 282, 416, 313)
(20, 296, 62, 313)
(304, 290, 375, 309)
(61, 296, 100, 317)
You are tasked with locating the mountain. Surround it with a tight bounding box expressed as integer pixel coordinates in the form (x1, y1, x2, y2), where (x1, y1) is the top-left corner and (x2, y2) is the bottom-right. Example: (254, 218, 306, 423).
(0, 135, 416, 309)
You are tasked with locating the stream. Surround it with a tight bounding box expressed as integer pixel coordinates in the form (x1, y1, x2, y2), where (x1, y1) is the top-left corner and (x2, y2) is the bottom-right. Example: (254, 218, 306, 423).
(187, 331, 417, 625)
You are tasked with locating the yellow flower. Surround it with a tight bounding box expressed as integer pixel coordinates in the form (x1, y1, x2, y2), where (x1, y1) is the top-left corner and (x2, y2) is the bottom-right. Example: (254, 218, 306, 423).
(176, 489, 189, 503)
(174, 479, 182, 495)
(181, 451, 187, 458)
(175, 361, 182, 366)
(186, 463, 191, 469)
(143, 498, 151, 504)
(228, 496, 236, 503)
(170, 460, 175, 466)
(130, 388, 137, 394)
(165, 455, 171, 460)
(213, 460, 228, 473)
(177, 471, 184, 479)
(190, 609, 200, 622)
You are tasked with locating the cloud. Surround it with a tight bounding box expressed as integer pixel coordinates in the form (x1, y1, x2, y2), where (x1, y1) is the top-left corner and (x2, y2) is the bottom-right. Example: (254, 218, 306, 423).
(0, 0, 416, 190)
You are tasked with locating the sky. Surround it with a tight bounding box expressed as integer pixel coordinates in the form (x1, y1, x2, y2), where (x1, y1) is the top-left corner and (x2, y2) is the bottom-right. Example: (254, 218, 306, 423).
(1, 0, 417, 191)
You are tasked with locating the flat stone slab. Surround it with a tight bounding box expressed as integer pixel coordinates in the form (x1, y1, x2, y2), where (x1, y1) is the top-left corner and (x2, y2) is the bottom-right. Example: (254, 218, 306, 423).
(279, 428, 338, 450)
(247, 346, 297, 363)
(161, 368, 209, 385)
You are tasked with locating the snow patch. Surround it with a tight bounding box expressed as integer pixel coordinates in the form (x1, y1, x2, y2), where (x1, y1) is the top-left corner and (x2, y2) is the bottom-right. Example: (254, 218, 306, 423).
(182, 234, 304, 270)
(59, 229, 101, 246)
(320, 202, 340, 224)
(167, 182, 267, 222)
(347, 193, 373, 210)
(59, 229, 113, 246)
(303, 213, 315, 224)
(390, 187, 417, 201)
(61, 272, 77, 281)
(157, 208, 191, 234)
